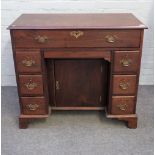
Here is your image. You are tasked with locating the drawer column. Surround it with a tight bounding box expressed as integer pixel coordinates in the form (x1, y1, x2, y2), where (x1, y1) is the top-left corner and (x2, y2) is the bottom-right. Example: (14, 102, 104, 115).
(106, 51, 141, 128)
(13, 49, 49, 128)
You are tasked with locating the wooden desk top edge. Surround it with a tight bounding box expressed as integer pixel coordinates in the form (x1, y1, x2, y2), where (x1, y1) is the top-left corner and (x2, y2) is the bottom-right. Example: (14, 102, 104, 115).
(8, 13, 147, 30)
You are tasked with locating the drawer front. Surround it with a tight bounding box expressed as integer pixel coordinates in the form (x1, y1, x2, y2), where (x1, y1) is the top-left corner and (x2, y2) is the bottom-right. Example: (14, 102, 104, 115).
(113, 75, 137, 95)
(16, 52, 42, 73)
(13, 30, 141, 48)
(21, 97, 47, 115)
(111, 96, 135, 115)
(19, 75, 44, 95)
(113, 51, 140, 73)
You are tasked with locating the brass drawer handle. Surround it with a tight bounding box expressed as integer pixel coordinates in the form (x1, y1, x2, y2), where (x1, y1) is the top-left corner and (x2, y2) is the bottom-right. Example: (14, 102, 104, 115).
(105, 35, 118, 43)
(117, 104, 128, 111)
(24, 79, 38, 90)
(119, 80, 129, 90)
(35, 35, 48, 43)
(22, 57, 35, 67)
(26, 104, 39, 111)
(120, 59, 132, 67)
(120, 55, 132, 67)
(70, 31, 84, 39)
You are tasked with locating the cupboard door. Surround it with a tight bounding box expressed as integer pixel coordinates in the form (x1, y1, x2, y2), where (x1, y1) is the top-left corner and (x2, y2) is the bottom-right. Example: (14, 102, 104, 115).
(54, 59, 107, 107)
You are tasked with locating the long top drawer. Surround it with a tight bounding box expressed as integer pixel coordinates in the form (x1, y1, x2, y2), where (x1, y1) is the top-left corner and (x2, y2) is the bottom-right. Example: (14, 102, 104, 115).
(12, 30, 141, 48)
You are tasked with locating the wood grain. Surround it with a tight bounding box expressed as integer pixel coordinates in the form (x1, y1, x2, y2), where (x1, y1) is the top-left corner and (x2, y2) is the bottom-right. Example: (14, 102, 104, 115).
(54, 59, 108, 107)
(20, 97, 48, 115)
(12, 30, 141, 48)
(19, 75, 44, 95)
(113, 51, 140, 73)
(112, 75, 137, 95)
(111, 96, 135, 115)
(44, 51, 111, 61)
(8, 13, 147, 29)
(16, 51, 42, 73)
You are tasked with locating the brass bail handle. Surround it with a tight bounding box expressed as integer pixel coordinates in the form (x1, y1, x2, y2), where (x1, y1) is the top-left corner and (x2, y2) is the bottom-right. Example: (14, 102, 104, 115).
(27, 104, 39, 111)
(117, 104, 128, 111)
(22, 57, 35, 67)
(120, 59, 131, 67)
(119, 80, 129, 90)
(120, 55, 132, 67)
(24, 79, 38, 90)
(35, 35, 48, 43)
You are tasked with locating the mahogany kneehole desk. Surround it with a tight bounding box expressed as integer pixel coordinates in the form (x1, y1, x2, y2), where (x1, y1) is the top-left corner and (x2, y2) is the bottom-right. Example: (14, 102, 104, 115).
(8, 13, 147, 129)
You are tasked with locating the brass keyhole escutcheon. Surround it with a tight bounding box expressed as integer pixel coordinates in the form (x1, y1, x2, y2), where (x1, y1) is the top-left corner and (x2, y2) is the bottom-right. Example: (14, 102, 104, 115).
(70, 31, 84, 39)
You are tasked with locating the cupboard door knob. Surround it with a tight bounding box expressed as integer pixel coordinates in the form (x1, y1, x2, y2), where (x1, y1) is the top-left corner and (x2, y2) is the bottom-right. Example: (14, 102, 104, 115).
(24, 80, 38, 90)
(35, 35, 48, 43)
(22, 58, 35, 67)
(26, 104, 39, 111)
(119, 81, 129, 90)
(117, 104, 128, 111)
(70, 31, 84, 39)
(105, 35, 117, 43)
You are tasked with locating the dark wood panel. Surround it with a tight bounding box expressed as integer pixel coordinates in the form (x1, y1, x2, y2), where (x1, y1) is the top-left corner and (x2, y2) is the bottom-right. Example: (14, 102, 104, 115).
(54, 59, 108, 107)
(44, 51, 111, 61)
(46, 60, 55, 106)
(51, 107, 105, 110)
(8, 13, 147, 29)
(111, 96, 135, 115)
(113, 51, 140, 73)
(16, 51, 42, 73)
(12, 30, 141, 48)
(19, 75, 44, 95)
(112, 75, 137, 95)
(20, 97, 48, 115)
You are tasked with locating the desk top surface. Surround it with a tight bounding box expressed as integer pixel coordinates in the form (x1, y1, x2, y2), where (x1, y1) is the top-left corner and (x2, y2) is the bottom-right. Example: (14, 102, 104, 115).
(8, 13, 147, 30)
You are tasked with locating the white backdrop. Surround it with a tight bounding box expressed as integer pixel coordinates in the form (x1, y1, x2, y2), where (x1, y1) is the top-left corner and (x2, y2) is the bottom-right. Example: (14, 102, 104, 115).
(1, 0, 154, 86)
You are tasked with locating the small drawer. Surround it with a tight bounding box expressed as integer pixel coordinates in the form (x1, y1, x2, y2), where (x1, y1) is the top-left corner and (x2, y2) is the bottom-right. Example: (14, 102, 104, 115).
(12, 30, 141, 48)
(112, 75, 137, 95)
(111, 96, 135, 115)
(20, 97, 48, 115)
(113, 51, 140, 73)
(19, 75, 44, 95)
(16, 51, 42, 73)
